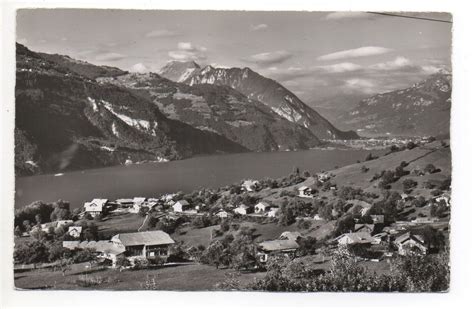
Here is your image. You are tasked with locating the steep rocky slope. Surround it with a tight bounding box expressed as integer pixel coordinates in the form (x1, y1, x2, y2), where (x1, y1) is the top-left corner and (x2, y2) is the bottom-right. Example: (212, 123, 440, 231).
(99, 72, 321, 152)
(160, 62, 358, 140)
(340, 74, 452, 137)
(15, 44, 247, 175)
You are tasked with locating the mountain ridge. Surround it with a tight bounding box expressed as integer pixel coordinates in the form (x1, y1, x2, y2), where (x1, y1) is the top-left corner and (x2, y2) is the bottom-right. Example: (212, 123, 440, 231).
(159, 62, 359, 140)
(15, 43, 247, 176)
(339, 73, 452, 137)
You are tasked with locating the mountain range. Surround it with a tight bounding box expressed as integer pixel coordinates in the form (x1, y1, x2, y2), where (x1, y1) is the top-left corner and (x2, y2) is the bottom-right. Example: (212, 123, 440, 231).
(160, 61, 358, 140)
(15, 44, 247, 175)
(337, 73, 452, 137)
(15, 44, 354, 176)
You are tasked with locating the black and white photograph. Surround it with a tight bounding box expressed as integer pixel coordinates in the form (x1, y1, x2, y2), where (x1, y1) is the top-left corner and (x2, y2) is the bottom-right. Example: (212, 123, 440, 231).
(3, 3, 468, 299)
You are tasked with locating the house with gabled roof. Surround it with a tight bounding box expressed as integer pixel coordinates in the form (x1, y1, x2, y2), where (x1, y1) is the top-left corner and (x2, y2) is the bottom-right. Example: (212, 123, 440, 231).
(68, 226, 82, 238)
(111, 230, 175, 259)
(242, 179, 260, 192)
(354, 223, 375, 234)
(63, 240, 125, 265)
(84, 199, 108, 217)
(215, 209, 230, 218)
(298, 186, 313, 198)
(257, 238, 300, 263)
(334, 232, 377, 246)
(172, 200, 191, 212)
(267, 207, 280, 218)
(233, 204, 252, 215)
(255, 201, 271, 214)
(394, 232, 428, 256)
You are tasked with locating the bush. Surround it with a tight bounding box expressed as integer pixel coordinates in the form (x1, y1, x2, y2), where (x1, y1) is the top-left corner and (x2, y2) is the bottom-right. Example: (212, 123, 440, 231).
(132, 257, 151, 270)
(402, 179, 418, 193)
(365, 153, 378, 162)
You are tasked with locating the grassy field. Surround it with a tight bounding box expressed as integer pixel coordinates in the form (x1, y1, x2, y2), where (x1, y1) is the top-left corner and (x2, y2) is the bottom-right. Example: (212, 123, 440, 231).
(14, 262, 267, 290)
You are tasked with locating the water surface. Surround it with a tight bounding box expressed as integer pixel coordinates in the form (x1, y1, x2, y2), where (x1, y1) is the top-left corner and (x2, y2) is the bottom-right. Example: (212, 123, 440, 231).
(15, 149, 381, 209)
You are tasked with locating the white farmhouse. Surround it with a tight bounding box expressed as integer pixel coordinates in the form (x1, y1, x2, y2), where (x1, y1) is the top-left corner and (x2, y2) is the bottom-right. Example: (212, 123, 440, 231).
(172, 200, 191, 212)
(84, 199, 108, 217)
(254, 201, 271, 214)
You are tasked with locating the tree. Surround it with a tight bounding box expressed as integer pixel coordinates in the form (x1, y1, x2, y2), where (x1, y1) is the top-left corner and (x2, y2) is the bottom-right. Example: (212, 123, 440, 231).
(204, 240, 226, 269)
(406, 141, 416, 150)
(138, 206, 149, 217)
(424, 164, 439, 174)
(115, 255, 131, 271)
(14, 240, 49, 267)
(48, 241, 72, 262)
(402, 179, 418, 193)
(278, 203, 296, 226)
(50, 200, 71, 221)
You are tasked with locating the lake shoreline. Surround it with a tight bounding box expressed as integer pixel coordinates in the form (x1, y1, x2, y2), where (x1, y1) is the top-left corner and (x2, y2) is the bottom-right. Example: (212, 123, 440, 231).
(15, 148, 385, 210)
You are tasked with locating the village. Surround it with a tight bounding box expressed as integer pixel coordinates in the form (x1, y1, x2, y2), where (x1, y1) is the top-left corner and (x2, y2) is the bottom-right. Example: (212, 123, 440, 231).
(13, 137, 451, 291)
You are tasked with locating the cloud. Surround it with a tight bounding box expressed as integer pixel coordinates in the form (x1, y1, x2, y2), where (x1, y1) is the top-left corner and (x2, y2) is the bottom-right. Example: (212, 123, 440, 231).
(344, 78, 377, 94)
(325, 12, 369, 20)
(130, 63, 149, 73)
(317, 62, 362, 73)
(145, 29, 180, 38)
(168, 42, 208, 61)
(421, 65, 449, 74)
(370, 56, 413, 71)
(251, 24, 268, 31)
(317, 46, 392, 61)
(95, 52, 126, 62)
(242, 50, 292, 67)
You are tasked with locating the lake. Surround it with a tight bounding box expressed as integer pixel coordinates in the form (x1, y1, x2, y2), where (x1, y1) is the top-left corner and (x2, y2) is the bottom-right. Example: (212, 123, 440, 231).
(15, 148, 381, 209)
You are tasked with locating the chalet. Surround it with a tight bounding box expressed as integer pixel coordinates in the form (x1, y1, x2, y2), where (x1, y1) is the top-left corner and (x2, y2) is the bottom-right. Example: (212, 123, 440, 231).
(371, 215, 385, 224)
(116, 198, 134, 208)
(257, 238, 300, 263)
(172, 200, 191, 212)
(298, 186, 313, 198)
(84, 199, 108, 217)
(233, 204, 252, 215)
(133, 197, 147, 206)
(354, 224, 375, 234)
(334, 232, 377, 246)
(254, 201, 271, 214)
(215, 210, 230, 218)
(242, 180, 260, 192)
(67, 226, 82, 238)
(267, 207, 280, 218)
(111, 230, 175, 259)
(63, 240, 125, 265)
(394, 232, 428, 256)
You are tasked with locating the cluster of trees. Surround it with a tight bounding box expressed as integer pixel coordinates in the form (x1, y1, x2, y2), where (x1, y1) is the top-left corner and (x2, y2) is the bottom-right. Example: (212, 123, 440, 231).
(371, 162, 410, 189)
(199, 226, 260, 270)
(14, 200, 80, 235)
(14, 238, 97, 269)
(218, 246, 449, 292)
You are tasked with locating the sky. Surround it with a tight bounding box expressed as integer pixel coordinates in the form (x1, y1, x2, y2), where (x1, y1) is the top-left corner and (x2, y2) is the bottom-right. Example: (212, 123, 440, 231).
(16, 9, 452, 107)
